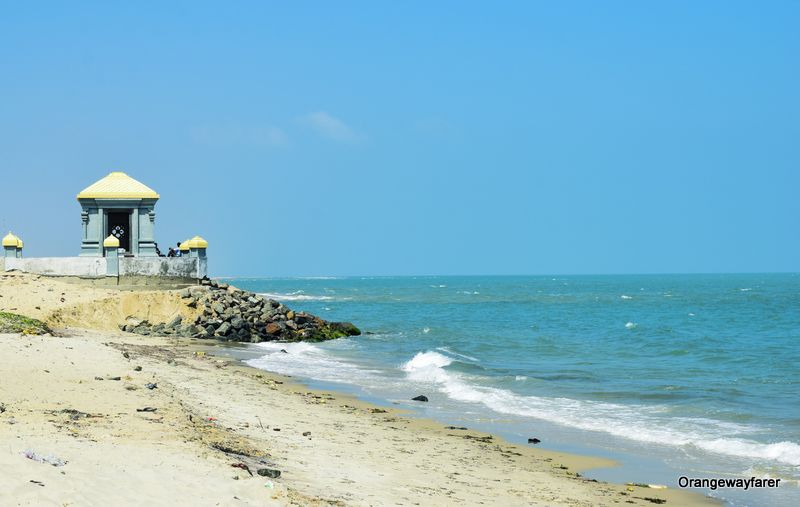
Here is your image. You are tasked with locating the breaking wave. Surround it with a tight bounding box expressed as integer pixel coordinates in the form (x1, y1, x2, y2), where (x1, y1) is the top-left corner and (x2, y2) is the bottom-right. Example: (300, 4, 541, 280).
(400, 351, 800, 467)
(246, 342, 379, 383)
(258, 290, 336, 302)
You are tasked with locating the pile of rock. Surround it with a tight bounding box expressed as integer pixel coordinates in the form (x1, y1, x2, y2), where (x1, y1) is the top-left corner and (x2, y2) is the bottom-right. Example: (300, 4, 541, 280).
(120, 279, 360, 343)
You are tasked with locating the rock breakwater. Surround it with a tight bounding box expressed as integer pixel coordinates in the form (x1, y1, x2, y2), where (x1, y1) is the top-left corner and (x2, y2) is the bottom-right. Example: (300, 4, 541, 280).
(120, 279, 360, 343)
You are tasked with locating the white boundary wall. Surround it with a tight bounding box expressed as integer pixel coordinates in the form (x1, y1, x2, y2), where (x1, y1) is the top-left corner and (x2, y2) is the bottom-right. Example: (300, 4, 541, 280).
(4, 257, 106, 277)
(3, 256, 206, 279)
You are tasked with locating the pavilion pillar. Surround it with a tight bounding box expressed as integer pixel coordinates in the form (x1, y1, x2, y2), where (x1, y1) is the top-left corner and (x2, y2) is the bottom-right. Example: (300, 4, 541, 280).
(104, 235, 120, 277)
(3, 233, 21, 259)
(186, 236, 208, 279)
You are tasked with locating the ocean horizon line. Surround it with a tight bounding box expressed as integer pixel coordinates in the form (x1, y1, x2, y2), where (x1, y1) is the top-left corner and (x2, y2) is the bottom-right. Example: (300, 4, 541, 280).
(215, 271, 799, 280)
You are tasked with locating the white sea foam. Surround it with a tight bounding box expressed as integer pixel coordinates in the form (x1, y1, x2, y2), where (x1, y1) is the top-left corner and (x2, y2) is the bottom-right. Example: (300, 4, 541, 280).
(741, 466, 800, 484)
(625, 322, 637, 329)
(620, 295, 633, 300)
(258, 291, 335, 301)
(399, 350, 800, 467)
(402, 351, 452, 371)
(696, 439, 800, 467)
(435, 347, 479, 363)
(246, 342, 378, 384)
(422, 327, 430, 334)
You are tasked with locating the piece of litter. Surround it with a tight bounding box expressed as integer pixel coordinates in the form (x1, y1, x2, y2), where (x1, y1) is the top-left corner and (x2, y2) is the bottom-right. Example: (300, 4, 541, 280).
(145, 383, 157, 390)
(264, 481, 274, 489)
(22, 450, 67, 467)
(231, 463, 253, 476)
(136, 407, 157, 413)
(29, 480, 45, 487)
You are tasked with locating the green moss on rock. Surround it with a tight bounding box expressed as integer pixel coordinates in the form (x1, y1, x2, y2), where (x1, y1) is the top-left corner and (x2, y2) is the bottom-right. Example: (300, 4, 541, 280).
(0, 312, 51, 335)
(304, 322, 361, 342)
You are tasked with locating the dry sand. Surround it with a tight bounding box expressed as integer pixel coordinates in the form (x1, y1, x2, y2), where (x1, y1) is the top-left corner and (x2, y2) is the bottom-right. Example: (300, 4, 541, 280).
(0, 272, 719, 506)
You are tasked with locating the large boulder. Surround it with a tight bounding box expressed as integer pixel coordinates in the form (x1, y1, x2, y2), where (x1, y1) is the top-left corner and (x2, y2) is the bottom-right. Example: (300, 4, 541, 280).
(265, 322, 282, 336)
(215, 321, 232, 336)
(166, 315, 183, 328)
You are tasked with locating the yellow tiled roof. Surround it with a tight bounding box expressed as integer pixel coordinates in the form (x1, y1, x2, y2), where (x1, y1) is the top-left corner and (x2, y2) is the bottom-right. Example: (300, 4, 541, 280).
(77, 172, 159, 200)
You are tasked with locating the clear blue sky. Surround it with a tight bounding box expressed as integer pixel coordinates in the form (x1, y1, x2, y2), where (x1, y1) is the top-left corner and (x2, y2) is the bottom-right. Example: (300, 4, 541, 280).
(0, 1, 797, 276)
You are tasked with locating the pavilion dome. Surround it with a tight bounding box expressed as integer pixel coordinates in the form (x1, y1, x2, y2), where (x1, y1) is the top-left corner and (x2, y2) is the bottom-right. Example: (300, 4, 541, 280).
(77, 171, 159, 200)
(2, 232, 20, 247)
(185, 236, 209, 249)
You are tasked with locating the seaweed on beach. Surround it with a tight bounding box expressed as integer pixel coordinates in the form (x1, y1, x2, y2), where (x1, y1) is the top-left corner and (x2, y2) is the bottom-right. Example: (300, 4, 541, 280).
(0, 312, 51, 335)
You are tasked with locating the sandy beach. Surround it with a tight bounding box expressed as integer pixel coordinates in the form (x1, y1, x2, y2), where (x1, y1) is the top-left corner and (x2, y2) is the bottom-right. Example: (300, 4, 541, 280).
(0, 272, 718, 506)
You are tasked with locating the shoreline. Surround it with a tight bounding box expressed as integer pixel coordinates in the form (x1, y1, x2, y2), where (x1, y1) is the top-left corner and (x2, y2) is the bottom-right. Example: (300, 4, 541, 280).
(203, 340, 654, 479)
(193, 339, 621, 475)
(0, 272, 719, 505)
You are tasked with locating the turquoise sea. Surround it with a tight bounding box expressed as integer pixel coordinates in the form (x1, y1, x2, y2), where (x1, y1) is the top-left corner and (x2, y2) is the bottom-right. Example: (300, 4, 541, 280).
(222, 274, 800, 507)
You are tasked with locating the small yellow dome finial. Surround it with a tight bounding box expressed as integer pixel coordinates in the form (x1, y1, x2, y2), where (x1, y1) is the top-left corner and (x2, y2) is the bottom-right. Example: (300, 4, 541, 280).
(103, 234, 120, 248)
(186, 236, 209, 249)
(2, 232, 20, 247)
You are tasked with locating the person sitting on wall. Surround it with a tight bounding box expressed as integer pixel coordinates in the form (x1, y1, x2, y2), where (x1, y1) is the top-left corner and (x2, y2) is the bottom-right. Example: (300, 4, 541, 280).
(155, 242, 164, 257)
(175, 242, 183, 257)
(167, 247, 176, 257)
